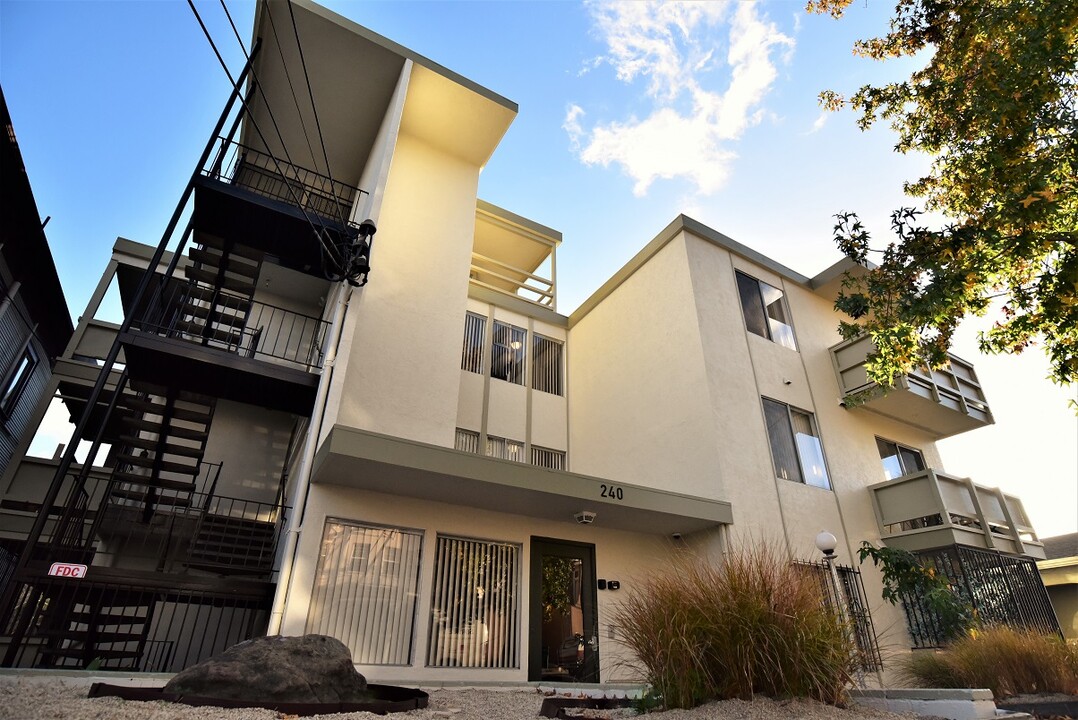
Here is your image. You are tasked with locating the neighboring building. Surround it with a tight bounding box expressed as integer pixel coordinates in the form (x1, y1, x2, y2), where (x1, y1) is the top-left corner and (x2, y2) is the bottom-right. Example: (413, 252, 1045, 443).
(0, 0, 1059, 682)
(0, 89, 73, 482)
(1038, 533, 1078, 639)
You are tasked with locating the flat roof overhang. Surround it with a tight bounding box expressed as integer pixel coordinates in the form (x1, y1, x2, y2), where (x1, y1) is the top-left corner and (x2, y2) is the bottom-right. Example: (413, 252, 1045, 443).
(312, 425, 733, 535)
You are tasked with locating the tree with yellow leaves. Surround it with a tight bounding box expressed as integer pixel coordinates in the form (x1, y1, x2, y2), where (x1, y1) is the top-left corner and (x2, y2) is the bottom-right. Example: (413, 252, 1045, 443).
(810, 0, 1078, 389)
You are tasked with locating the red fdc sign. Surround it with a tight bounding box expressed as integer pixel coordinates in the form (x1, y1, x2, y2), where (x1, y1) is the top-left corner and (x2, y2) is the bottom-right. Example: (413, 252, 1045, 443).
(48, 562, 88, 579)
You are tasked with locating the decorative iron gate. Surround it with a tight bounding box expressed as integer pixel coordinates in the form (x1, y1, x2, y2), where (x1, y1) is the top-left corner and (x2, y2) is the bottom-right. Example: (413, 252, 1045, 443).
(800, 560, 883, 671)
(900, 545, 1060, 648)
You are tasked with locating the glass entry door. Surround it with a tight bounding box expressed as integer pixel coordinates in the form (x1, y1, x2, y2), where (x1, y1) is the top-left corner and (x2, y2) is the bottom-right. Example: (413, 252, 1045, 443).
(529, 538, 599, 682)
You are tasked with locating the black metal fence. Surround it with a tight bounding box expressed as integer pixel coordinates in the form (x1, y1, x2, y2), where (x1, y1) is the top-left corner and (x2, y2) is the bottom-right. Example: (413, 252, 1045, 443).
(203, 136, 365, 228)
(900, 545, 1061, 648)
(134, 278, 328, 372)
(800, 560, 883, 672)
(2, 575, 272, 672)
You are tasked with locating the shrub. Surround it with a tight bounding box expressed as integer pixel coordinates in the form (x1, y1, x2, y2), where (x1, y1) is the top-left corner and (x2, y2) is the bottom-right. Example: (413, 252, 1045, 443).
(611, 544, 854, 709)
(898, 626, 1078, 699)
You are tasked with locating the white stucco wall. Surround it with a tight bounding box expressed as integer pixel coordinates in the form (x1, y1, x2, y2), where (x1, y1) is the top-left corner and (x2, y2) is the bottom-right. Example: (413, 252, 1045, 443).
(568, 233, 723, 500)
(282, 483, 671, 683)
(328, 130, 480, 448)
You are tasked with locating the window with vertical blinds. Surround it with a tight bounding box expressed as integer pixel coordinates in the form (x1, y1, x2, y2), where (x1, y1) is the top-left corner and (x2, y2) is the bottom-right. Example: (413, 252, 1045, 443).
(486, 435, 525, 463)
(461, 312, 486, 374)
(427, 535, 521, 668)
(491, 321, 526, 384)
(455, 428, 480, 454)
(531, 334, 563, 396)
(305, 520, 423, 665)
(531, 446, 566, 470)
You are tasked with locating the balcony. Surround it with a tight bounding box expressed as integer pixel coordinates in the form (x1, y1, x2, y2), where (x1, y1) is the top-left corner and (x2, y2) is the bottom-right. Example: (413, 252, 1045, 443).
(193, 137, 368, 276)
(869, 468, 1044, 559)
(469, 201, 560, 313)
(830, 334, 992, 438)
(118, 277, 326, 414)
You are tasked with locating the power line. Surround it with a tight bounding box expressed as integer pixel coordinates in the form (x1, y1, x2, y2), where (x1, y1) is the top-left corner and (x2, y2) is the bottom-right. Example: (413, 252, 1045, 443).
(285, 0, 348, 230)
(186, 0, 345, 268)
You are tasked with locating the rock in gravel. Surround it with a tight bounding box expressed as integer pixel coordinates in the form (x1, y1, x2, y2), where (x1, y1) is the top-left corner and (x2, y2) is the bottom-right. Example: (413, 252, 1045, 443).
(163, 634, 370, 703)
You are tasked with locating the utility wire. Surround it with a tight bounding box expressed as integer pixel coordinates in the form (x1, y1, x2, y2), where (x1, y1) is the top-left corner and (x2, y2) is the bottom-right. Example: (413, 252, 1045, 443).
(187, 0, 344, 267)
(247, 0, 320, 180)
(285, 0, 349, 230)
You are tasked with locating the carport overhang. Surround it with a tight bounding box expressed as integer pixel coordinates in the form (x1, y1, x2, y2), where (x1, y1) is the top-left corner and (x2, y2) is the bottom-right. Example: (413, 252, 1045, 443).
(311, 425, 733, 535)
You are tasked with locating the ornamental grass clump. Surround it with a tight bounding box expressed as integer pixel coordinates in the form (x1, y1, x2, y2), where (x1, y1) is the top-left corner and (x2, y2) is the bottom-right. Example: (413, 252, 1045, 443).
(899, 626, 1078, 699)
(612, 545, 854, 709)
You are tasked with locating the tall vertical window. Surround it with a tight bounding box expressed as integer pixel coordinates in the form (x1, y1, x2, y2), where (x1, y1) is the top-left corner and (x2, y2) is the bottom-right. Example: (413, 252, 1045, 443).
(427, 535, 521, 668)
(876, 438, 926, 480)
(531, 334, 563, 396)
(306, 520, 423, 665)
(491, 321, 526, 384)
(762, 398, 830, 489)
(461, 312, 486, 374)
(1, 347, 37, 417)
(736, 271, 796, 350)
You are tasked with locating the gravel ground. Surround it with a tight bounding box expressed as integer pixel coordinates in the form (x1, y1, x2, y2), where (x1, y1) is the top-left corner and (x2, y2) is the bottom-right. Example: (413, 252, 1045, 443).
(0, 678, 939, 720)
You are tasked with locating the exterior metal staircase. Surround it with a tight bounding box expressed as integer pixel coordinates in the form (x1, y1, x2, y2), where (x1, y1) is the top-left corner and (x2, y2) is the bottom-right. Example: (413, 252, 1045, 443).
(107, 390, 216, 512)
(37, 588, 157, 671)
(175, 237, 263, 355)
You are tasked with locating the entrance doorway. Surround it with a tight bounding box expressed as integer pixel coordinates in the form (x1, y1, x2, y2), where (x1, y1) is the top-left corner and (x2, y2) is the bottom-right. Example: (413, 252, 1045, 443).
(529, 537, 599, 682)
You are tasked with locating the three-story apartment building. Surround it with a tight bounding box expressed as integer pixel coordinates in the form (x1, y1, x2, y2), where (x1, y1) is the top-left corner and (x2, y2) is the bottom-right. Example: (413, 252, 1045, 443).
(0, 0, 1057, 684)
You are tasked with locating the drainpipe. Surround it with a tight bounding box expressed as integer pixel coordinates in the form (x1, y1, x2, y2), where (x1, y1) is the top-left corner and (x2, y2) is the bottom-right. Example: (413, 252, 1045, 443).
(268, 281, 351, 635)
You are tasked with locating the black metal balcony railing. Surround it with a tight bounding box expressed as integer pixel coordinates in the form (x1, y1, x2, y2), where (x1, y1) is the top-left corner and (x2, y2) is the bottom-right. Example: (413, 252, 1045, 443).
(134, 279, 328, 371)
(204, 136, 365, 227)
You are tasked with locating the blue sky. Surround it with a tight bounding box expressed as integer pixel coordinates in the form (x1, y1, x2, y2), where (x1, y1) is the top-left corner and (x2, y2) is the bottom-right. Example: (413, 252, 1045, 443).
(2, 0, 1074, 536)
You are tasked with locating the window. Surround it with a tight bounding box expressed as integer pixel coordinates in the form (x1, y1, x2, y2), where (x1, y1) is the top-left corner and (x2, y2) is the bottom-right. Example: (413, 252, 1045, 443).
(491, 321, 526, 384)
(461, 312, 486, 374)
(762, 398, 830, 489)
(305, 520, 423, 665)
(427, 535, 521, 668)
(455, 428, 481, 454)
(875, 438, 926, 480)
(531, 334, 563, 396)
(531, 446, 566, 470)
(736, 271, 796, 350)
(1, 347, 37, 417)
(486, 434, 525, 463)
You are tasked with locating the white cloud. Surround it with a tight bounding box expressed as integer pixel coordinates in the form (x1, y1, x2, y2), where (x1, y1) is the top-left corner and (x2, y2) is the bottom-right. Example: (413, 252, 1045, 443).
(568, 0, 793, 197)
(806, 111, 828, 134)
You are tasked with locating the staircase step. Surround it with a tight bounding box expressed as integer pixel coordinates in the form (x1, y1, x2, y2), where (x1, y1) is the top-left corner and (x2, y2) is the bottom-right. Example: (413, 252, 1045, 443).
(173, 319, 243, 347)
(119, 397, 212, 425)
(109, 487, 192, 507)
(120, 417, 208, 442)
(196, 234, 263, 262)
(178, 301, 247, 323)
(40, 647, 140, 660)
(69, 610, 148, 625)
(119, 435, 204, 459)
(189, 247, 261, 279)
(111, 472, 196, 493)
(184, 559, 273, 575)
(40, 629, 144, 644)
(117, 454, 200, 476)
(181, 283, 252, 312)
(185, 266, 255, 295)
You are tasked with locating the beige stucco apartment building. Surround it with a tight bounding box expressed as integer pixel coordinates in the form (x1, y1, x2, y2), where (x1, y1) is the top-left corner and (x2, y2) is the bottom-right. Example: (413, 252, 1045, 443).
(0, 0, 1058, 684)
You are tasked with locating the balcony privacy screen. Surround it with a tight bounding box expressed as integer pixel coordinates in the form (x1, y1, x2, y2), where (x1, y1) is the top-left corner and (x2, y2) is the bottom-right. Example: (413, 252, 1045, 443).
(306, 520, 422, 665)
(427, 535, 521, 668)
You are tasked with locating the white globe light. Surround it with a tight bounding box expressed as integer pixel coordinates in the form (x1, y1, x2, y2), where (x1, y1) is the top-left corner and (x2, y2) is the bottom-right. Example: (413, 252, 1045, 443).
(815, 530, 838, 556)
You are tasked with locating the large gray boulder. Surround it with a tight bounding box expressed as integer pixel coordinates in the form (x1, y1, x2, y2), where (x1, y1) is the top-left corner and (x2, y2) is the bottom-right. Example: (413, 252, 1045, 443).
(163, 634, 369, 703)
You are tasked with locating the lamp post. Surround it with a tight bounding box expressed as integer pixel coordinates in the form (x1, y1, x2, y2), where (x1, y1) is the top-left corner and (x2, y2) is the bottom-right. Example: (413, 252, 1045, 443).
(815, 530, 862, 683)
